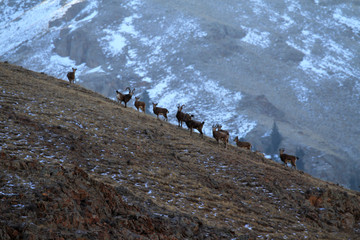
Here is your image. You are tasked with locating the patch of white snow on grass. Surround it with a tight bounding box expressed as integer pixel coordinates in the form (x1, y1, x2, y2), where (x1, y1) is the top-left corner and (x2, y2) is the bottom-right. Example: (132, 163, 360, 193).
(244, 223, 252, 230)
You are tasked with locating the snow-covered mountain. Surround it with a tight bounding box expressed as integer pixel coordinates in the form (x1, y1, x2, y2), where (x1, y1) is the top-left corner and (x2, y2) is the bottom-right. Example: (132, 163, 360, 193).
(1, 0, 359, 190)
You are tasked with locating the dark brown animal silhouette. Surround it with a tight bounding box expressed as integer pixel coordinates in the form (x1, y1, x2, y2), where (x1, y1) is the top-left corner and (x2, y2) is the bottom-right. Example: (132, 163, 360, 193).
(116, 87, 135, 108)
(134, 97, 146, 113)
(234, 136, 252, 150)
(67, 68, 77, 84)
(184, 115, 205, 137)
(152, 103, 169, 121)
(212, 124, 229, 148)
(217, 125, 229, 143)
(176, 104, 191, 128)
(279, 148, 299, 169)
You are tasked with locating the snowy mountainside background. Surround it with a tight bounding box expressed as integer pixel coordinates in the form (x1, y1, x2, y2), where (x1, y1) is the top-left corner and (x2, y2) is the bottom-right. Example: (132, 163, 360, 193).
(0, 0, 359, 190)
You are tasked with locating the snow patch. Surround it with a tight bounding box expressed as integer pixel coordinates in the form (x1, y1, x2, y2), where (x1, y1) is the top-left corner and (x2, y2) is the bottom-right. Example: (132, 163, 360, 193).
(166, 17, 207, 39)
(244, 224, 253, 230)
(333, 9, 360, 34)
(242, 28, 270, 48)
(147, 66, 256, 138)
(101, 30, 127, 56)
(100, 14, 141, 57)
(84, 65, 106, 74)
(45, 53, 87, 82)
(290, 79, 311, 103)
(280, 14, 295, 30)
(0, 0, 90, 55)
(299, 56, 328, 79)
(124, 0, 143, 10)
(250, 0, 268, 15)
(68, 10, 98, 32)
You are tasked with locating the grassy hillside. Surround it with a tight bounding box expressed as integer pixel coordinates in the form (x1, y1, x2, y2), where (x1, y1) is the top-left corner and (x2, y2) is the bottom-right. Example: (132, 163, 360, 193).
(0, 62, 359, 239)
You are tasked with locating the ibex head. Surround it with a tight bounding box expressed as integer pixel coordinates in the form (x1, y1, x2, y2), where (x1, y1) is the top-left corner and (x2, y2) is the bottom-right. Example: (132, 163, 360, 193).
(125, 87, 135, 95)
(177, 104, 185, 111)
(213, 123, 221, 129)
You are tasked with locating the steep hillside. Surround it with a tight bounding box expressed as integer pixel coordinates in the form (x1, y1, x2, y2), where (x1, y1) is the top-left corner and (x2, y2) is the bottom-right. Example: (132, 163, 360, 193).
(1, 0, 360, 190)
(1, 62, 360, 239)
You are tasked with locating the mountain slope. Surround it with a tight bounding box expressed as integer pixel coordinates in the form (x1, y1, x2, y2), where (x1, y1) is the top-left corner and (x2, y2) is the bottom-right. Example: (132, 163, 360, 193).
(1, 0, 360, 190)
(1, 62, 360, 239)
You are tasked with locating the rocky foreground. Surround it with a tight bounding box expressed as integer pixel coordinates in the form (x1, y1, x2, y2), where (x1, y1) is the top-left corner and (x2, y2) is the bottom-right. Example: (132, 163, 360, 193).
(0, 62, 360, 239)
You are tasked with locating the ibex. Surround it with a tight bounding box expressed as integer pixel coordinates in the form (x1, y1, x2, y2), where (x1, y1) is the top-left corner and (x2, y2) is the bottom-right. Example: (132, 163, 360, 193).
(184, 115, 205, 137)
(212, 124, 229, 148)
(234, 136, 251, 150)
(279, 148, 298, 169)
(67, 68, 77, 84)
(152, 103, 169, 121)
(217, 125, 229, 143)
(134, 97, 146, 113)
(176, 104, 191, 128)
(116, 87, 135, 108)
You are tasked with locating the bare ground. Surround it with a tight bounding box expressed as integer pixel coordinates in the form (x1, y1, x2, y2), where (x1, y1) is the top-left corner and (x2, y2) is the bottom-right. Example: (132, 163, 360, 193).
(0, 62, 360, 239)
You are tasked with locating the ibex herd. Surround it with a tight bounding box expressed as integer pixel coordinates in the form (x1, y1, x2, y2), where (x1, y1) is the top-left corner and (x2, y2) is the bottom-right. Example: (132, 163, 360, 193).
(66, 67, 299, 170)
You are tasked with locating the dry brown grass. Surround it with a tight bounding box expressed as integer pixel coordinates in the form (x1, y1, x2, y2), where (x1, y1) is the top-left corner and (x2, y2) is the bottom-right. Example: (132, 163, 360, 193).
(1, 62, 360, 239)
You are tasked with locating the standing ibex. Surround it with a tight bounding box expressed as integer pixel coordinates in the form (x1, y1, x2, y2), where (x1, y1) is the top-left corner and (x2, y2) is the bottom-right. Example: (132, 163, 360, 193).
(279, 148, 298, 169)
(176, 104, 191, 128)
(134, 97, 146, 113)
(184, 115, 205, 137)
(67, 68, 77, 84)
(116, 87, 135, 108)
(212, 124, 229, 148)
(217, 125, 229, 143)
(152, 103, 169, 121)
(234, 136, 252, 150)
